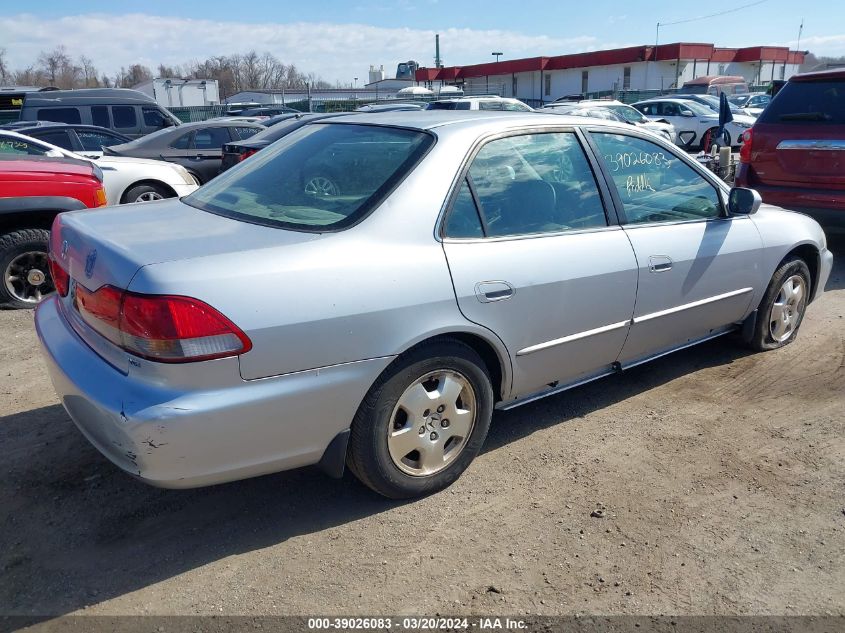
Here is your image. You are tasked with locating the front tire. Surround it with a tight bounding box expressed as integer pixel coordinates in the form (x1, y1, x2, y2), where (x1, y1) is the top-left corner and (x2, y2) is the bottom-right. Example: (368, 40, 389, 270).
(0, 229, 53, 309)
(347, 340, 494, 499)
(748, 257, 811, 351)
(124, 183, 171, 204)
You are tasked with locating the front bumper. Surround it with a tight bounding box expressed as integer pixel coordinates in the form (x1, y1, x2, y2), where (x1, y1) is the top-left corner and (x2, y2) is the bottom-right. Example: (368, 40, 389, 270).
(35, 296, 392, 488)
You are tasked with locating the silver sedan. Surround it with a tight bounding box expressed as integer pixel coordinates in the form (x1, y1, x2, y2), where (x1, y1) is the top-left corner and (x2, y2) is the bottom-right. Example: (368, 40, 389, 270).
(36, 111, 833, 498)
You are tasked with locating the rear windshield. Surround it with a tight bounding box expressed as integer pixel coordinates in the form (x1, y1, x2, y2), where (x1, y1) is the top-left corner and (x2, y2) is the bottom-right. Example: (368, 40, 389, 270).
(185, 123, 434, 231)
(759, 80, 845, 124)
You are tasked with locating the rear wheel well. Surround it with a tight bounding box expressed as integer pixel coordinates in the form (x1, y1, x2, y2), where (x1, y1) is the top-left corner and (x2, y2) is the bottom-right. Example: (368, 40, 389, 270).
(782, 244, 820, 301)
(401, 333, 506, 402)
(0, 211, 58, 233)
(120, 180, 178, 204)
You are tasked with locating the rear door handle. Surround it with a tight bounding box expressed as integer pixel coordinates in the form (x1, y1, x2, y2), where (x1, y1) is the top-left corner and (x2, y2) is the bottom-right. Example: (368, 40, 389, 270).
(648, 255, 673, 273)
(475, 281, 515, 303)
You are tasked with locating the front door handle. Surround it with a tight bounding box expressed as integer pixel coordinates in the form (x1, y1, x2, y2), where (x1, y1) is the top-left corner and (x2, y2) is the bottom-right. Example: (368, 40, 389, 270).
(475, 281, 515, 303)
(648, 255, 673, 273)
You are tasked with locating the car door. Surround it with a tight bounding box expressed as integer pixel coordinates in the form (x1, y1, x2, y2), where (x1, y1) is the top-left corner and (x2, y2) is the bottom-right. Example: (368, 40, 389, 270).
(587, 130, 763, 367)
(441, 130, 638, 400)
(188, 126, 234, 183)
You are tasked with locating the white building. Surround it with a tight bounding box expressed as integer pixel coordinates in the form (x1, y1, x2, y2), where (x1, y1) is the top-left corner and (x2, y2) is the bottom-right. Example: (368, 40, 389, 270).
(416, 43, 806, 105)
(133, 78, 220, 107)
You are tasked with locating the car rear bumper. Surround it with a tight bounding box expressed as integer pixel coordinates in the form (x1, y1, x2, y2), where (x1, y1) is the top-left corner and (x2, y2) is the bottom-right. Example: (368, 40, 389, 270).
(35, 296, 392, 488)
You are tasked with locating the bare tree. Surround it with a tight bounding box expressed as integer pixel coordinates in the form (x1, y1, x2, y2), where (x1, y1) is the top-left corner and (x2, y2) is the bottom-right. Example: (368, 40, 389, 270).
(0, 48, 8, 84)
(80, 56, 99, 88)
(37, 46, 72, 86)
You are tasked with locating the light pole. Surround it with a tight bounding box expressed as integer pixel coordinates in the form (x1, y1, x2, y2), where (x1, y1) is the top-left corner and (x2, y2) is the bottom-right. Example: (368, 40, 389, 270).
(353, 77, 358, 104)
(492, 52, 503, 63)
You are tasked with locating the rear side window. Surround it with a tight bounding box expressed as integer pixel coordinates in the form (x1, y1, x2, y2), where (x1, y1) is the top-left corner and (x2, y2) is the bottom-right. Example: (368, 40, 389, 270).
(36, 108, 81, 124)
(428, 101, 471, 110)
(462, 132, 607, 237)
(235, 126, 261, 140)
(32, 130, 74, 150)
(92, 106, 110, 128)
(759, 80, 845, 124)
(444, 178, 484, 238)
(185, 123, 434, 231)
(479, 101, 503, 111)
(112, 106, 137, 129)
(170, 132, 192, 149)
(193, 127, 232, 149)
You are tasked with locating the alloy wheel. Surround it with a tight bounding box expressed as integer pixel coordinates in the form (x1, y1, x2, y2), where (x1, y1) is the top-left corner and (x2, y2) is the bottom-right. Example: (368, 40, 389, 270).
(387, 370, 477, 477)
(769, 274, 806, 342)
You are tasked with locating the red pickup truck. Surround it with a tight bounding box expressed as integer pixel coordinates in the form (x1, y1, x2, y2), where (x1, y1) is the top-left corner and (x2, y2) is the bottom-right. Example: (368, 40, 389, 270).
(0, 156, 107, 308)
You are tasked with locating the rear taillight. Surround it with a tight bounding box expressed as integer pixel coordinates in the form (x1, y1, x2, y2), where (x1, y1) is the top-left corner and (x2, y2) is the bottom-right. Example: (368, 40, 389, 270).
(74, 286, 252, 363)
(238, 149, 258, 162)
(48, 255, 69, 297)
(739, 128, 753, 164)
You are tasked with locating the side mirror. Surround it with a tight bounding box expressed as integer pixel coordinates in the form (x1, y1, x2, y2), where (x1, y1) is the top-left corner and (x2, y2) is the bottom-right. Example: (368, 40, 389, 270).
(728, 187, 762, 215)
(681, 110, 695, 117)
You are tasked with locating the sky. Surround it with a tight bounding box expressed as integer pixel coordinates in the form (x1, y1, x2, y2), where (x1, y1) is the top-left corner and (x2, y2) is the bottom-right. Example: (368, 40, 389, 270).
(3, 0, 843, 85)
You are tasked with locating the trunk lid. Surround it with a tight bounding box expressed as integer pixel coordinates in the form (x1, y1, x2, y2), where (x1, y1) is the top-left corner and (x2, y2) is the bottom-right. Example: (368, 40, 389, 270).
(55, 197, 323, 294)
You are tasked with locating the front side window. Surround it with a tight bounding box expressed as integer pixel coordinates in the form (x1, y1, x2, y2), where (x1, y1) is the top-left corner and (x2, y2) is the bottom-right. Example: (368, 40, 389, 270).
(185, 123, 434, 231)
(462, 132, 606, 238)
(142, 107, 167, 128)
(77, 130, 124, 152)
(591, 132, 722, 224)
(112, 106, 137, 129)
(36, 108, 81, 124)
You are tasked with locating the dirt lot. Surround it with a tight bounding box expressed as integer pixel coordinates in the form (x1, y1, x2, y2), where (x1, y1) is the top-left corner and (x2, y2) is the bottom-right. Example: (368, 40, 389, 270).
(1, 238, 843, 620)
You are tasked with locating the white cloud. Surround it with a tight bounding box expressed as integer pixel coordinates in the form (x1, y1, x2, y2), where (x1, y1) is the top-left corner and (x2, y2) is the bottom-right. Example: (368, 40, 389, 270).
(783, 33, 845, 55)
(1, 13, 621, 84)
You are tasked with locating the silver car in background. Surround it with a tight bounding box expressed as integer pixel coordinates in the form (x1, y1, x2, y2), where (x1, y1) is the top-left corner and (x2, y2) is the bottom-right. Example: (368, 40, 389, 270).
(36, 112, 832, 499)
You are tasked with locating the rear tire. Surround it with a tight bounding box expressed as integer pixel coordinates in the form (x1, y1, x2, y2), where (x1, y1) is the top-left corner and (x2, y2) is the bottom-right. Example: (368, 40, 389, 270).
(748, 257, 811, 352)
(0, 229, 53, 309)
(347, 339, 494, 499)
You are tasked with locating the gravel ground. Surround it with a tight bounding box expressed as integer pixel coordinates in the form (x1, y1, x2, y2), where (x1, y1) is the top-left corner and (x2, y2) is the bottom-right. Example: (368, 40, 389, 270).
(1, 237, 843, 619)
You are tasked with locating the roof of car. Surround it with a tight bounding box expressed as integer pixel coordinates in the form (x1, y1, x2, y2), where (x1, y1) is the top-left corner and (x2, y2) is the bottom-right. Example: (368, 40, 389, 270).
(22, 88, 158, 106)
(317, 110, 632, 135)
(791, 68, 845, 81)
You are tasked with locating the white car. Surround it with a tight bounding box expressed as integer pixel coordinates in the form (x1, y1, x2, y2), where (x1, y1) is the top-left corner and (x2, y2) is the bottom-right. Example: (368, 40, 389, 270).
(426, 96, 534, 111)
(0, 130, 198, 205)
(543, 100, 676, 143)
(632, 98, 754, 150)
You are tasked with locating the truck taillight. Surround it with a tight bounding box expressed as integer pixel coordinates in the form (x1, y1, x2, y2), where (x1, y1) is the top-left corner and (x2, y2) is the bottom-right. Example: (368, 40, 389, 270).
(74, 286, 252, 363)
(739, 128, 753, 164)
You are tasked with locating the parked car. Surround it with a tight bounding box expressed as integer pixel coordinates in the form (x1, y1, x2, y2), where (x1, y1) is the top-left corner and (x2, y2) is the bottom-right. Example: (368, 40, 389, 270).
(728, 92, 771, 118)
(0, 156, 107, 307)
(14, 88, 181, 138)
(1, 130, 198, 205)
(219, 113, 348, 173)
(0, 122, 132, 158)
(672, 93, 745, 115)
(632, 98, 754, 149)
(543, 100, 676, 143)
(426, 96, 533, 111)
(37, 112, 832, 498)
(681, 75, 749, 96)
(103, 121, 264, 183)
(735, 68, 845, 232)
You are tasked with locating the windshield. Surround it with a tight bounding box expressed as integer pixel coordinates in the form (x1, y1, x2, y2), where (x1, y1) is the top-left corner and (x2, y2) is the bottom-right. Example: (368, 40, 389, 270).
(606, 105, 647, 123)
(185, 123, 434, 231)
(680, 101, 714, 117)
